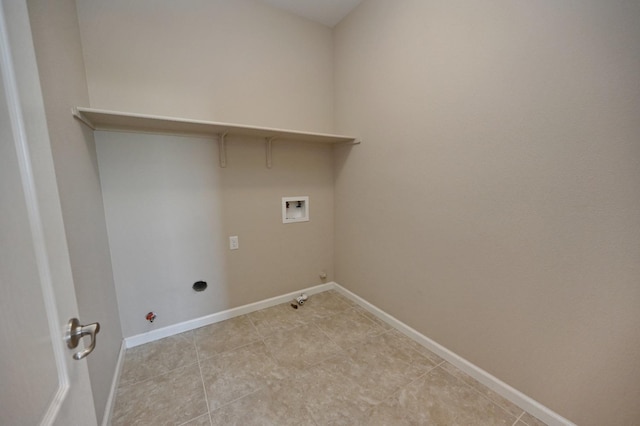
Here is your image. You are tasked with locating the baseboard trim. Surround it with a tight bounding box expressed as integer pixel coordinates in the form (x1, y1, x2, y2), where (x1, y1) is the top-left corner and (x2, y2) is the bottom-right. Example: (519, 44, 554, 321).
(119, 281, 573, 426)
(124, 282, 335, 348)
(331, 283, 575, 426)
(101, 339, 126, 426)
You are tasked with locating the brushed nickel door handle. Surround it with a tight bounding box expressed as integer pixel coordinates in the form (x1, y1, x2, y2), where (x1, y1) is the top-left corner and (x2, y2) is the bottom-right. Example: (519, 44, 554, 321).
(65, 318, 100, 360)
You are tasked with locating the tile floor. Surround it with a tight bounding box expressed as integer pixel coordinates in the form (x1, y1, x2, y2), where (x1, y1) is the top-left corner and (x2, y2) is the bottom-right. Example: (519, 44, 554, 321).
(112, 290, 548, 426)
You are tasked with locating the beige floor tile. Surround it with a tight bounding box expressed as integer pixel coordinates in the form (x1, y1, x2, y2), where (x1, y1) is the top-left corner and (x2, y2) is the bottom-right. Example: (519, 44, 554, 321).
(296, 290, 353, 321)
(439, 361, 524, 417)
(209, 381, 315, 426)
(112, 290, 536, 426)
(263, 323, 345, 368)
(362, 366, 516, 426)
(351, 304, 395, 331)
(337, 332, 439, 403)
(288, 356, 377, 425)
(325, 289, 359, 306)
(386, 329, 445, 365)
(199, 341, 285, 411)
(349, 330, 440, 373)
(112, 363, 207, 426)
(193, 315, 261, 360)
(356, 398, 415, 425)
(119, 332, 196, 386)
(315, 307, 388, 350)
(247, 302, 309, 337)
(520, 411, 548, 426)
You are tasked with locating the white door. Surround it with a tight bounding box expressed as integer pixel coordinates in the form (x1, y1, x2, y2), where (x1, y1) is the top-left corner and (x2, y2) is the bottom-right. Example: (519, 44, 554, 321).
(0, 1, 98, 425)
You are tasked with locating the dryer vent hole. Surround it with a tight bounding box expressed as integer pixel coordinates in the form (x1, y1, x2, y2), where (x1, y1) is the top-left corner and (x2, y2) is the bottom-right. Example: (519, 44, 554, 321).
(193, 281, 207, 292)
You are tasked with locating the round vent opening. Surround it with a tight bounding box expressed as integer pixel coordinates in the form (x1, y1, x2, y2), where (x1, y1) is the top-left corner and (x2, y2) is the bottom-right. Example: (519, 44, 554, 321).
(192, 281, 207, 292)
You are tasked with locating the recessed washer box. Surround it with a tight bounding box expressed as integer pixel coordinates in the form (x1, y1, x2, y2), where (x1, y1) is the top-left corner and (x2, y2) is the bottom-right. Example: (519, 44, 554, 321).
(282, 196, 309, 223)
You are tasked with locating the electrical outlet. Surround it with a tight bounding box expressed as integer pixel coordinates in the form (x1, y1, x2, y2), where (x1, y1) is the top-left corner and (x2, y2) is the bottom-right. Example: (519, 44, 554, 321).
(229, 236, 239, 250)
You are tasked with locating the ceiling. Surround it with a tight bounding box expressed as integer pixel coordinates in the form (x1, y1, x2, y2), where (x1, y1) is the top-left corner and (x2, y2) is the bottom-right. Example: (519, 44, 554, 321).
(256, 0, 363, 27)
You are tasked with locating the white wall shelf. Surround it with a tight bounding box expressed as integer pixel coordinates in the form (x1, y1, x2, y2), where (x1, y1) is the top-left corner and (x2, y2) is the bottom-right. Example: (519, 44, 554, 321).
(72, 107, 360, 168)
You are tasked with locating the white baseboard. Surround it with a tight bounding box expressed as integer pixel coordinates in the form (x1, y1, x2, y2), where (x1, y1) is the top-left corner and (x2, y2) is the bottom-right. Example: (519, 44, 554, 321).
(124, 282, 335, 348)
(101, 339, 126, 426)
(118, 280, 572, 426)
(331, 283, 575, 426)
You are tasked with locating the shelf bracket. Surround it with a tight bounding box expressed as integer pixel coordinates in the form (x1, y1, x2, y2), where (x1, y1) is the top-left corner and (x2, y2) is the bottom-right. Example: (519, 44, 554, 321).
(336, 139, 361, 146)
(71, 107, 96, 130)
(265, 137, 276, 169)
(218, 132, 228, 168)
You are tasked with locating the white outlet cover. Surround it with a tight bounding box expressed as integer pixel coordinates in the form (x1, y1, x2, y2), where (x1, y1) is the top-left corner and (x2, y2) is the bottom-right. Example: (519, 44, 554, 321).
(229, 236, 239, 250)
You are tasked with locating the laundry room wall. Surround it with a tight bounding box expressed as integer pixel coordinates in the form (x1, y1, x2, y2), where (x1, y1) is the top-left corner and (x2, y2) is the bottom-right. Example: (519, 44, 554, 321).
(333, 1, 640, 425)
(76, 0, 336, 338)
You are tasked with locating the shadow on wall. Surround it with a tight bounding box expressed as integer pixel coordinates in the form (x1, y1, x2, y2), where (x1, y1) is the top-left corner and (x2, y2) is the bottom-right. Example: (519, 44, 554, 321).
(96, 132, 335, 339)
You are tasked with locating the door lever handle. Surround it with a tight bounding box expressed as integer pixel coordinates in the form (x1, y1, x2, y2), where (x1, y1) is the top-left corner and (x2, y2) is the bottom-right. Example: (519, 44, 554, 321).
(65, 318, 100, 360)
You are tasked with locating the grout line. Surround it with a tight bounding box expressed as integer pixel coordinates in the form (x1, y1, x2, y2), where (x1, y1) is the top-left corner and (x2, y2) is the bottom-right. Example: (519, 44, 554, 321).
(299, 323, 350, 368)
(177, 413, 211, 426)
(245, 311, 262, 335)
(122, 333, 198, 387)
(512, 411, 526, 426)
(245, 308, 319, 426)
(197, 340, 258, 362)
(332, 283, 570, 425)
(121, 285, 561, 425)
(312, 310, 391, 355)
(208, 387, 265, 413)
(246, 311, 281, 367)
(124, 283, 336, 349)
(310, 318, 346, 348)
(118, 359, 200, 389)
(125, 337, 204, 425)
(435, 363, 521, 422)
(247, 301, 317, 338)
(198, 311, 299, 419)
(193, 316, 265, 362)
(360, 365, 436, 419)
(388, 328, 447, 367)
(346, 305, 393, 340)
(335, 325, 444, 419)
(193, 331, 214, 426)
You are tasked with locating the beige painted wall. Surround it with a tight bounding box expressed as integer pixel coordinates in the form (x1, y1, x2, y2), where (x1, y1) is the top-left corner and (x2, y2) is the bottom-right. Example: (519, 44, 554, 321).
(333, 1, 640, 425)
(76, 0, 335, 338)
(96, 133, 334, 337)
(26, 0, 123, 422)
(75, 0, 333, 132)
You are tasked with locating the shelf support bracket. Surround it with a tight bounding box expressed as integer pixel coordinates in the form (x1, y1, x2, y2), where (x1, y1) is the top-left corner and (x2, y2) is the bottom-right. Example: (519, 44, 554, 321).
(71, 107, 96, 130)
(218, 132, 228, 168)
(265, 137, 275, 169)
(336, 139, 361, 146)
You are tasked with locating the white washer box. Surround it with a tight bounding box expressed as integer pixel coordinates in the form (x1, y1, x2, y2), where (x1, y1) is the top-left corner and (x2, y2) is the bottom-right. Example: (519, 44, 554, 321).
(282, 196, 309, 223)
